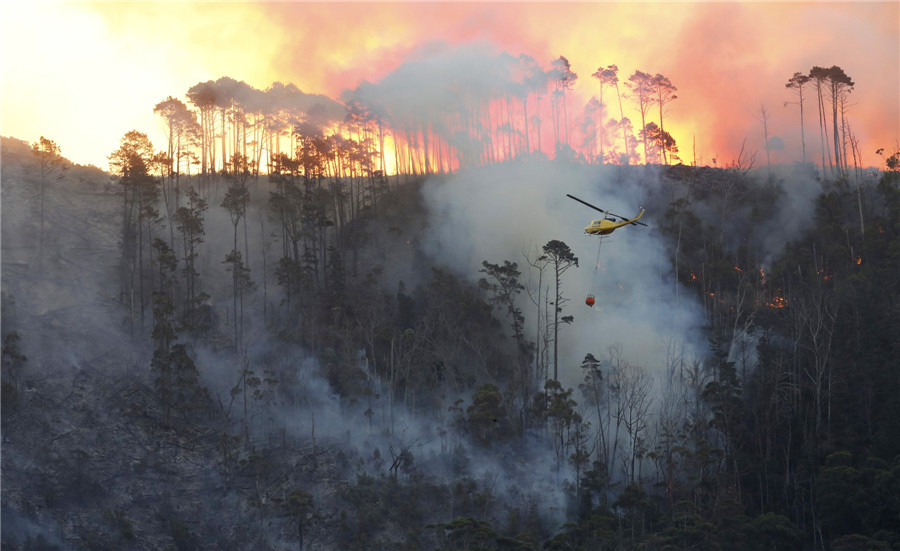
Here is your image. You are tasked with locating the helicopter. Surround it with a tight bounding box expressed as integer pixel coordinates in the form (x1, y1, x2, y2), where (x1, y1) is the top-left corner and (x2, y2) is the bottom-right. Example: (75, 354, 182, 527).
(566, 194, 647, 236)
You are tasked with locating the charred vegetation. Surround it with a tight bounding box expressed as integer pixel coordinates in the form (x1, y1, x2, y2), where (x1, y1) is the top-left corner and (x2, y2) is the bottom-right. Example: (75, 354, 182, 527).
(2, 135, 899, 550)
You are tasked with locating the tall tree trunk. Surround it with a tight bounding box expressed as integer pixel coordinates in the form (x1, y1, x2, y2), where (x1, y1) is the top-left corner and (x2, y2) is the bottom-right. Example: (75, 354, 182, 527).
(615, 83, 629, 163)
(831, 82, 842, 174)
(799, 87, 807, 163)
(816, 83, 832, 175)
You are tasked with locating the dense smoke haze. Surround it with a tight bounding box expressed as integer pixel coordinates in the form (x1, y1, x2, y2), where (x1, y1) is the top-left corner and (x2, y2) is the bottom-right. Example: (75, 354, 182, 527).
(418, 160, 705, 384)
(2, 2, 900, 549)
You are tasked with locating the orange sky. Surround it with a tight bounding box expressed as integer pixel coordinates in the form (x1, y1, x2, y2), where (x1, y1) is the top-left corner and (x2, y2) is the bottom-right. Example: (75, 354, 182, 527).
(1, 1, 897, 170)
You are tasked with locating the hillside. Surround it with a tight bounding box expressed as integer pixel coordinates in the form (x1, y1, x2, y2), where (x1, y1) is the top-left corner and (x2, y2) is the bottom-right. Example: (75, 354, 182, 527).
(2, 134, 899, 550)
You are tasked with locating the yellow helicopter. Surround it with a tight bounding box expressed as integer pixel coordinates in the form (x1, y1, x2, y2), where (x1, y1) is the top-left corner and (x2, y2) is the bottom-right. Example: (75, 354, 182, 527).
(567, 194, 646, 236)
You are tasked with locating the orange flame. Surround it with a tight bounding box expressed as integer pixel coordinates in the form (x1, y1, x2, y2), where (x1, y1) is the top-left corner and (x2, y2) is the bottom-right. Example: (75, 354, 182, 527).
(766, 294, 787, 308)
(856, 257, 862, 265)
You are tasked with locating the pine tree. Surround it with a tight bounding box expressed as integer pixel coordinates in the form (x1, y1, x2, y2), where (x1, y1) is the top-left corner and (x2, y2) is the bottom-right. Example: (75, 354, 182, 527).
(541, 240, 578, 381)
(30, 136, 66, 267)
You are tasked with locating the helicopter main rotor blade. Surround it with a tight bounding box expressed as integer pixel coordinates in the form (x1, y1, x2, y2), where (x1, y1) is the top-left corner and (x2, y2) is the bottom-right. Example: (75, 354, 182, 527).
(605, 210, 648, 227)
(566, 194, 608, 214)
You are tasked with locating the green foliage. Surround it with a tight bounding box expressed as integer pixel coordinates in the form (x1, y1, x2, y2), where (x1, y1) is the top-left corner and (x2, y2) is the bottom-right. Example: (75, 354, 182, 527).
(221, 182, 250, 228)
(544, 380, 578, 422)
(30, 136, 67, 257)
(149, 238, 209, 427)
(642, 513, 717, 550)
(223, 249, 256, 347)
(432, 517, 497, 550)
(748, 512, 803, 550)
(338, 474, 444, 549)
(479, 260, 530, 358)
(545, 513, 617, 550)
(830, 533, 890, 551)
(174, 186, 208, 327)
(276, 488, 315, 547)
(702, 330, 744, 439)
(466, 383, 507, 446)
(816, 453, 900, 542)
(874, 147, 900, 174)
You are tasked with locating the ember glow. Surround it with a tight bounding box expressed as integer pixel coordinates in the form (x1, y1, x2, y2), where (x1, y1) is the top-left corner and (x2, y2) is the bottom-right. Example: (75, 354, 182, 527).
(766, 293, 788, 309)
(1, 2, 897, 171)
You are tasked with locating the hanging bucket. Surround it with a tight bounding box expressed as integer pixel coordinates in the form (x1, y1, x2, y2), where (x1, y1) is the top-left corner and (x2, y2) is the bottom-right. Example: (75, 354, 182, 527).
(585, 294, 595, 307)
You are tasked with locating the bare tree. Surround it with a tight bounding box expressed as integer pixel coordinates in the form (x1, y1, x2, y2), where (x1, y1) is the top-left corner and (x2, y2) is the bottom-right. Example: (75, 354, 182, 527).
(757, 104, 773, 181)
(612, 360, 653, 484)
(792, 282, 837, 450)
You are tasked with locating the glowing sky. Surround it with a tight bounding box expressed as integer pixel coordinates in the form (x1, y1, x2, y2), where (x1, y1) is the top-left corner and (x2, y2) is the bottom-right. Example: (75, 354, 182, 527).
(1, 1, 897, 170)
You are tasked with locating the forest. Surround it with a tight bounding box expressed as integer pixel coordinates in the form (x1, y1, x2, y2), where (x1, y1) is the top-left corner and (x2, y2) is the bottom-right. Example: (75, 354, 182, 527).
(1, 60, 899, 551)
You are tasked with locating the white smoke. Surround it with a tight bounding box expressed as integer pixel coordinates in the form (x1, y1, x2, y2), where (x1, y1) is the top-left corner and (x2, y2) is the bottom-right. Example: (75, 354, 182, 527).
(419, 159, 707, 387)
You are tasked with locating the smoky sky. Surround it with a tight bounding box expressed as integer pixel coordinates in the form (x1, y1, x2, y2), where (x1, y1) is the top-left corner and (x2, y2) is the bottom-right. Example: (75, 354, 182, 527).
(3, 2, 896, 170)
